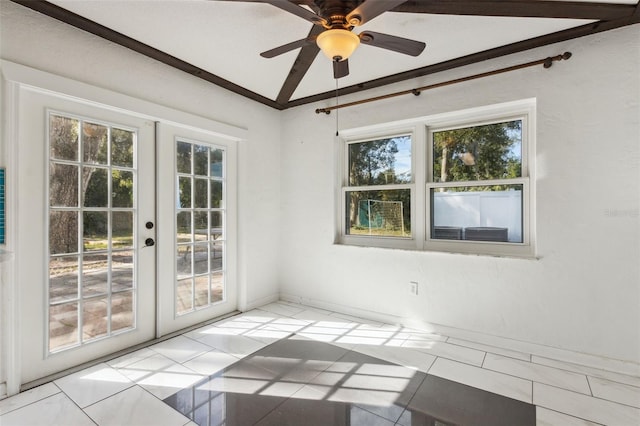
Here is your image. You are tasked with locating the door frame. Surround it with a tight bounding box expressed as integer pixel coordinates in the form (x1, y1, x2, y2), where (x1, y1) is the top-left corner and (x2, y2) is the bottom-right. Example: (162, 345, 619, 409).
(1, 60, 246, 395)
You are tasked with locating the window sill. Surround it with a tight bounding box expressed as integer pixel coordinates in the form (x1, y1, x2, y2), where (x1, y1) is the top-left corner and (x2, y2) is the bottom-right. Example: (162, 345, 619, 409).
(335, 238, 538, 260)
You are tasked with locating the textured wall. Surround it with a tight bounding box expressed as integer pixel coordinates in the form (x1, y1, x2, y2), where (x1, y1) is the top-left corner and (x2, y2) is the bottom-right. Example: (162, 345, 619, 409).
(279, 25, 640, 364)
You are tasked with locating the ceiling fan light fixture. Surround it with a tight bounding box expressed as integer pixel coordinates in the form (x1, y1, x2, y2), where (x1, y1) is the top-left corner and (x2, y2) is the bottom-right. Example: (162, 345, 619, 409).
(316, 29, 360, 61)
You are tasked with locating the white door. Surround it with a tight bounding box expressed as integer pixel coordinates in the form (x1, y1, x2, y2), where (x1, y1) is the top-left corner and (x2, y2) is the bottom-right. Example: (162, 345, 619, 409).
(17, 88, 157, 383)
(155, 123, 237, 336)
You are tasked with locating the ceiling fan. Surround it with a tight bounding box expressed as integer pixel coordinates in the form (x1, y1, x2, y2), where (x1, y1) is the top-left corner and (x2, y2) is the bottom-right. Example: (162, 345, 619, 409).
(258, 0, 426, 79)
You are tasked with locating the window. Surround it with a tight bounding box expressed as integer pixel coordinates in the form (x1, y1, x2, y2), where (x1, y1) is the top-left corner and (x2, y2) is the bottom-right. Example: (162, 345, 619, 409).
(345, 135, 412, 239)
(338, 100, 535, 257)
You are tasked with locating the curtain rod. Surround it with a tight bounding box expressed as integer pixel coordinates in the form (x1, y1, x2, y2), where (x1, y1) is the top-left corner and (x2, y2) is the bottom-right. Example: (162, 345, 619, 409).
(315, 52, 572, 115)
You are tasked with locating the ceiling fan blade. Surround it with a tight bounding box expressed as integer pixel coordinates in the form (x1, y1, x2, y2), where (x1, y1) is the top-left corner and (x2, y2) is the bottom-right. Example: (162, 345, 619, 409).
(333, 59, 350, 79)
(346, 0, 407, 26)
(260, 37, 315, 58)
(263, 0, 327, 26)
(276, 25, 324, 104)
(359, 31, 425, 56)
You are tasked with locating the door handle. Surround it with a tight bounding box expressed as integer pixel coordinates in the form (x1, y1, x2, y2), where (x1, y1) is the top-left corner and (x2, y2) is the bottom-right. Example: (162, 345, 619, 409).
(144, 238, 155, 247)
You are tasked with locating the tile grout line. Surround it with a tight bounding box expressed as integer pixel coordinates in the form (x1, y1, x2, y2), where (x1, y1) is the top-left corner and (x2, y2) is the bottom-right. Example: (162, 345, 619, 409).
(287, 303, 640, 382)
(539, 407, 606, 426)
(171, 310, 640, 415)
(586, 375, 595, 397)
(446, 339, 533, 363)
(0, 383, 63, 417)
(55, 384, 99, 426)
(534, 381, 640, 411)
(529, 355, 640, 384)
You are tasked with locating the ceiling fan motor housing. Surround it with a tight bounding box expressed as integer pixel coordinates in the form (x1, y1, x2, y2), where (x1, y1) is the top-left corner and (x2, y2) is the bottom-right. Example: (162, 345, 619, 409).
(315, 0, 363, 28)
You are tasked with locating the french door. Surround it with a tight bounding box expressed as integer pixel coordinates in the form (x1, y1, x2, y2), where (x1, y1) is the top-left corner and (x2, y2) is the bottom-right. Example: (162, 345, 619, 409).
(15, 89, 236, 385)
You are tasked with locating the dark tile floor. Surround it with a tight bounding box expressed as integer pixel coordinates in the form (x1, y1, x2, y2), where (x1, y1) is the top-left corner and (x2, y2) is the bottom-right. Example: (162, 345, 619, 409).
(164, 335, 536, 426)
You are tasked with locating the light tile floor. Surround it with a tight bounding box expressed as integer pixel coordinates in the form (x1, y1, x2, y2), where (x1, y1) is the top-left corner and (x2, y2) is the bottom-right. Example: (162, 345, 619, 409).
(1, 301, 639, 425)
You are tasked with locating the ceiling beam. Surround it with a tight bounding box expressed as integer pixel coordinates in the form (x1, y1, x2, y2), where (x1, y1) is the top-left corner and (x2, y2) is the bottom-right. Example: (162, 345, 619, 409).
(10, 0, 284, 110)
(285, 11, 640, 108)
(275, 25, 323, 104)
(392, 0, 637, 20)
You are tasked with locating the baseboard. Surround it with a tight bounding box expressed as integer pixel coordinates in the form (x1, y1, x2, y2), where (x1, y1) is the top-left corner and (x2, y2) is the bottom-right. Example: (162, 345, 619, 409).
(242, 293, 280, 312)
(279, 292, 640, 378)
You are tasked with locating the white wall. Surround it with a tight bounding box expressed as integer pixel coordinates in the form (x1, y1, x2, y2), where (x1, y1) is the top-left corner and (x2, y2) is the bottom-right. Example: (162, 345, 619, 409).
(0, 2, 281, 314)
(279, 25, 640, 364)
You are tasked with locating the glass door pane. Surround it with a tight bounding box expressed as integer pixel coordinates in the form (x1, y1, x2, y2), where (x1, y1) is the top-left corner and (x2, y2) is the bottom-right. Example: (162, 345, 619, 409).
(175, 141, 226, 315)
(48, 113, 138, 352)
(156, 122, 237, 337)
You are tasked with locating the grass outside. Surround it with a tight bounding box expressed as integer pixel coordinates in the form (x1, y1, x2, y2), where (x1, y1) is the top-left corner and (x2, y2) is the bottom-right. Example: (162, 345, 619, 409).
(349, 226, 411, 238)
(83, 235, 133, 251)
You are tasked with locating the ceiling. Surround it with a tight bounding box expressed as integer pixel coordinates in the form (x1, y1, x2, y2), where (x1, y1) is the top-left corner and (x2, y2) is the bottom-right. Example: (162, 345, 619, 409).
(12, 0, 640, 109)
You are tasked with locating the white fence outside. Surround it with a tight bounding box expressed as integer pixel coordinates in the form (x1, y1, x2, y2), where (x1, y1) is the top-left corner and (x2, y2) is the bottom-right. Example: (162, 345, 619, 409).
(433, 190, 522, 242)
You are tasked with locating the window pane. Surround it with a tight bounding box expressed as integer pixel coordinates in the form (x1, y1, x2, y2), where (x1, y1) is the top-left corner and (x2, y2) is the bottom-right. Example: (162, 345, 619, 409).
(194, 145, 208, 176)
(49, 302, 78, 351)
(211, 242, 223, 272)
(348, 136, 411, 186)
(50, 163, 78, 207)
(50, 256, 79, 303)
(83, 167, 108, 207)
(50, 211, 78, 254)
(194, 179, 208, 208)
(50, 115, 79, 161)
(112, 170, 133, 207)
(177, 245, 192, 279)
(177, 279, 193, 314)
(83, 211, 108, 251)
(83, 296, 108, 341)
(176, 141, 192, 174)
(194, 212, 208, 241)
(83, 122, 108, 164)
(431, 184, 523, 243)
(433, 120, 522, 182)
(346, 189, 411, 238)
(211, 181, 223, 208)
(112, 291, 134, 332)
(211, 212, 223, 238)
(112, 212, 133, 249)
(210, 148, 223, 178)
(211, 272, 224, 304)
(177, 211, 192, 243)
(112, 252, 133, 292)
(83, 254, 108, 297)
(194, 275, 209, 308)
(178, 177, 192, 208)
(112, 128, 134, 168)
(193, 243, 209, 275)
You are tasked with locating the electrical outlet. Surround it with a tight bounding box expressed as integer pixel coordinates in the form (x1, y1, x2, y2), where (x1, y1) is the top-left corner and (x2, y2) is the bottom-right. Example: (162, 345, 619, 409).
(409, 281, 418, 295)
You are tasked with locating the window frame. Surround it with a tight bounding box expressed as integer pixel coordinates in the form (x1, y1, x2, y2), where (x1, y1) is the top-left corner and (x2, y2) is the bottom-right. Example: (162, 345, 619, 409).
(336, 99, 536, 258)
(339, 127, 420, 250)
